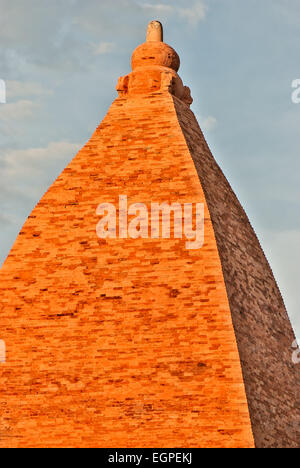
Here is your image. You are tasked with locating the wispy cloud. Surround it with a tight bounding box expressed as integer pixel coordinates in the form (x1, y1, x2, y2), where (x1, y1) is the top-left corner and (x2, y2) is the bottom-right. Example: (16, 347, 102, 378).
(6, 81, 53, 99)
(92, 41, 116, 56)
(0, 100, 38, 136)
(0, 100, 36, 122)
(0, 141, 81, 179)
(0, 141, 80, 248)
(0, 213, 14, 228)
(195, 112, 217, 132)
(140, 1, 207, 26)
(202, 116, 217, 131)
(141, 3, 173, 13)
(178, 1, 206, 26)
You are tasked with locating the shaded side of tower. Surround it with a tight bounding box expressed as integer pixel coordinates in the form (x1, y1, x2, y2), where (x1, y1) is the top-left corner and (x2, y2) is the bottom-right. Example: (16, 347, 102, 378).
(173, 96, 300, 448)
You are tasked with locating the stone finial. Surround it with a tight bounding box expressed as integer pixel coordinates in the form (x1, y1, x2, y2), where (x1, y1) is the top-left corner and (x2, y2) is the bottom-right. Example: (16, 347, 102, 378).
(146, 20, 163, 42)
(116, 21, 192, 107)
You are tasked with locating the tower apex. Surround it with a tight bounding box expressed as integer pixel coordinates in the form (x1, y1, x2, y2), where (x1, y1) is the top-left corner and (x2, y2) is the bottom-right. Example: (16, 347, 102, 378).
(146, 20, 163, 42)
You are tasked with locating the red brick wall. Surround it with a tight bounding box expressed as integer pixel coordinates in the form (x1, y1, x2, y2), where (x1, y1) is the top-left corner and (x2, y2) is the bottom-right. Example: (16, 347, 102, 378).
(0, 92, 254, 448)
(174, 96, 300, 448)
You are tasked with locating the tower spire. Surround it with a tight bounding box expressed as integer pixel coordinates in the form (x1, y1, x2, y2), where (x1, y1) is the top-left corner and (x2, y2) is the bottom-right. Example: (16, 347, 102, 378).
(146, 20, 163, 42)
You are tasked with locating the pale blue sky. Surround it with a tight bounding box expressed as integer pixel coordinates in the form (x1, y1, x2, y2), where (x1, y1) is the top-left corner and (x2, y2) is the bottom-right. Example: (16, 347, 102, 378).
(0, 0, 299, 339)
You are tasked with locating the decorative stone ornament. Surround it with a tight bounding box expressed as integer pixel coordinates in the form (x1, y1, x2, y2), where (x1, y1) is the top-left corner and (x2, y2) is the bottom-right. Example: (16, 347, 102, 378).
(117, 22, 192, 106)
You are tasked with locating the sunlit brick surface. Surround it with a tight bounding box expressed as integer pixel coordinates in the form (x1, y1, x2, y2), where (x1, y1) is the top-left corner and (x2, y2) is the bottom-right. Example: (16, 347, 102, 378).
(0, 92, 255, 448)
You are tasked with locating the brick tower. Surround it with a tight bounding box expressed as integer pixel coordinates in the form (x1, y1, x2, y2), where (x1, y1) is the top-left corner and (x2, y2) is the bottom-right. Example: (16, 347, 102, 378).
(0, 21, 298, 448)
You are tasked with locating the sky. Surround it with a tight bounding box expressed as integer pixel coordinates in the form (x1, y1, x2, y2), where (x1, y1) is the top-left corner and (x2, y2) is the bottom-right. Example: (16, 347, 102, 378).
(0, 0, 299, 340)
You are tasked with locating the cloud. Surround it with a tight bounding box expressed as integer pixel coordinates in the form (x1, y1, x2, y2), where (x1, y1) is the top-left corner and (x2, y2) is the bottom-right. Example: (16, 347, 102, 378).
(178, 1, 207, 25)
(140, 1, 206, 26)
(0, 0, 206, 74)
(0, 140, 80, 249)
(0, 140, 81, 260)
(0, 99, 38, 136)
(141, 3, 173, 13)
(0, 141, 81, 180)
(194, 112, 217, 132)
(0, 100, 37, 122)
(6, 81, 52, 99)
(0, 213, 14, 227)
(202, 116, 217, 131)
(0, 0, 94, 71)
(92, 42, 116, 56)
